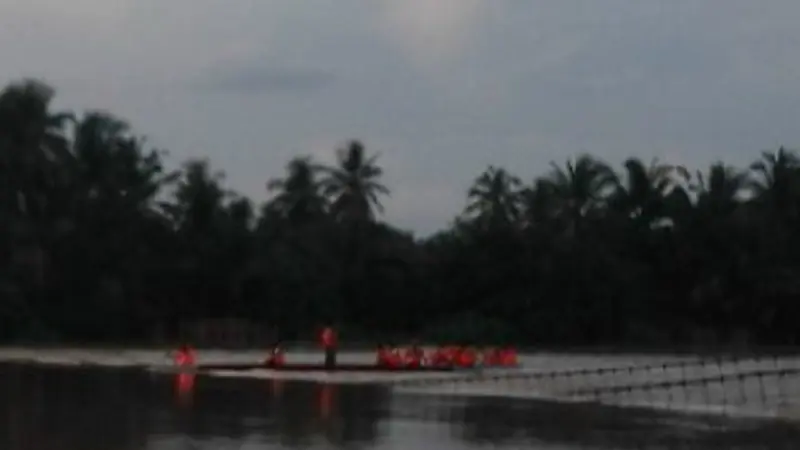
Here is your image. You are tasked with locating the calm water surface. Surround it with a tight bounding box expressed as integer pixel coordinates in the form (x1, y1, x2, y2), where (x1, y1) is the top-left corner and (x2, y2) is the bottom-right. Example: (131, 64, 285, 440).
(0, 364, 798, 449)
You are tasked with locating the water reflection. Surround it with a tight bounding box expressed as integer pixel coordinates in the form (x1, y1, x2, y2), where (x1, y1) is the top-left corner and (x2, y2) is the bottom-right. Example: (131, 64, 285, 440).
(0, 364, 393, 450)
(0, 364, 151, 450)
(174, 373, 195, 407)
(166, 378, 389, 447)
(1, 364, 799, 450)
(448, 395, 800, 449)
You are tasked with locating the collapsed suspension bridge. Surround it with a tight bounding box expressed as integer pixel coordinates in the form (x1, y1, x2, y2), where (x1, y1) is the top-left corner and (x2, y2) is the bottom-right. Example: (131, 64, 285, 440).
(389, 355, 800, 417)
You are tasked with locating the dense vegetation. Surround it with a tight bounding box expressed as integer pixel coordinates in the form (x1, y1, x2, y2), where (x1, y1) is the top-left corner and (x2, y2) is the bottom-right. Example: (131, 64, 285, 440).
(1, 78, 799, 347)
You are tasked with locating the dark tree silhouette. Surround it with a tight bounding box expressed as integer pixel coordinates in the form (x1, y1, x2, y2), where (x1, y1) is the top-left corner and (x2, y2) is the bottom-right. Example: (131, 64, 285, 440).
(1, 78, 800, 347)
(321, 141, 390, 223)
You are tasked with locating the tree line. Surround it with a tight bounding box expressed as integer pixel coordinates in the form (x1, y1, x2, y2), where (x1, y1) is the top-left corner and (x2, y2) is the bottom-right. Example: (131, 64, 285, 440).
(1, 78, 799, 347)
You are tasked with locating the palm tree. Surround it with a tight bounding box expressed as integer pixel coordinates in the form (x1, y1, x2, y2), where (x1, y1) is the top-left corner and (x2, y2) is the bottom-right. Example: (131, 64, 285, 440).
(743, 147, 800, 311)
(0, 79, 74, 288)
(610, 157, 682, 227)
(320, 141, 389, 223)
(0, 80, 73, 155)
(315, 141, 389, 326)
(464, 165, 523, 229)
(691, 162, 747, 215)
(72, 112, 173, 216)
(225, 197, 255, 232)
(266, 156, 327, 226)
(545, 154, 617, 228)
(520, 178, 565, 231)
(748, 146, 800, 220)
(168, 159, 227, 234)
(0, 79, 74, 215)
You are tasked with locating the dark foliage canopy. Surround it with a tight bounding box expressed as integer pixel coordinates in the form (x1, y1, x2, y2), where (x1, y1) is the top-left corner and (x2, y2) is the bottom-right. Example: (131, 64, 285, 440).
(1, 79, 799, 347)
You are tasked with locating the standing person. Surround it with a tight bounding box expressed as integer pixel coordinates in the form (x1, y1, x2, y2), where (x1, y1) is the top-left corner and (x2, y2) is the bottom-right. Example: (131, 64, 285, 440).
(430, 346, 450, 367)
(265, 342, 285, 367)
(404, 341, 425, 368)
(320, 325, 338, 370)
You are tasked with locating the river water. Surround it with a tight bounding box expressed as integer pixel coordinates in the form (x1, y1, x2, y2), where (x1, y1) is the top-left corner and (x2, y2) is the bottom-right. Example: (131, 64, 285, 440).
(0, 363, 798, 449)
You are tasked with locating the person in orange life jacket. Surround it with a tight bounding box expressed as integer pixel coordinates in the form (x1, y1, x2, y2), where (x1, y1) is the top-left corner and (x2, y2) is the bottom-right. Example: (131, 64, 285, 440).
(500, 347, 518, 366)
(430, 347, 450, 366)
(448, 346, 461, 363)
(389, 347, 404, 368)
(265, 343, 285, 367)
(446, 345, 461, 364)
(377, 344, 402, 367)
(404, 342, 425, 368)
(482, 347, 501, 366)
(443, 346, 460, 366)
(379, 344, 403, 368)
(174, 343, 196, 367)
(376, 345, 390, 366)
(320, 325, 338, 369)
(458, 346, 477, 368)
(429, 345, 452, 366)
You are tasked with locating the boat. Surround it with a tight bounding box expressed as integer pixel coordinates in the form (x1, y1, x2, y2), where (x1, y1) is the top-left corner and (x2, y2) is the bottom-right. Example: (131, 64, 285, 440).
(196, 362, 462, 372)
(166, 335, 520, 373)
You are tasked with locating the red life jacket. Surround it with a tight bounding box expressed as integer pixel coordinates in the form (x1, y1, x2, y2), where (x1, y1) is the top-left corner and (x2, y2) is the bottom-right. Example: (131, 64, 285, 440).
(458, 348, 476, 367)
(385, 350, 403, 368)
(483, 349, 500, 366)
(175, 373, 195, 401)
(449, 347, 462, 364)
(431, 349, 450, 366)
(267, 348, 285, 366)
(320, 327, 337, 349)
(376, 349, 391, 366)
(500, 348, 518, 366)
(175, 348, 195, 366)
(404, 347, 424, 367)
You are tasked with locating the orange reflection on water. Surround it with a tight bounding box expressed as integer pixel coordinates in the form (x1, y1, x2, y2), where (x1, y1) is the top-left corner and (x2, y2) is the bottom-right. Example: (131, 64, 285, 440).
(270, 378, 285, 398)
(174, 373, 195, 407)
(317, 383, 335, 420)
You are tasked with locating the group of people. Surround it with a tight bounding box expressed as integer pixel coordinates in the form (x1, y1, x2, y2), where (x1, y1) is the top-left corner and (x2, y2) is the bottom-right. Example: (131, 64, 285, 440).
(262, 343, 518, 369)
(172, 329, 519, 371)
(376, 344, 518, 368)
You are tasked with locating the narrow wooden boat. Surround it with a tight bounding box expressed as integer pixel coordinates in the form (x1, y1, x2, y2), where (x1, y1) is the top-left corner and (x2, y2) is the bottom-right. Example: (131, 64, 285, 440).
(196, 363, 461, 372)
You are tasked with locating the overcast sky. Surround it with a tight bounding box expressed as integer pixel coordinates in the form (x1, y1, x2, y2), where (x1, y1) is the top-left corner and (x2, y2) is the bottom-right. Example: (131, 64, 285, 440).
(1, 1, 799, 235)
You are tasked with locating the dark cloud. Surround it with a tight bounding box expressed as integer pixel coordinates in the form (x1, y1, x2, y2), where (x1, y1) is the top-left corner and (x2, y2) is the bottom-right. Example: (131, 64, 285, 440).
(198, 66, 337, 94)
